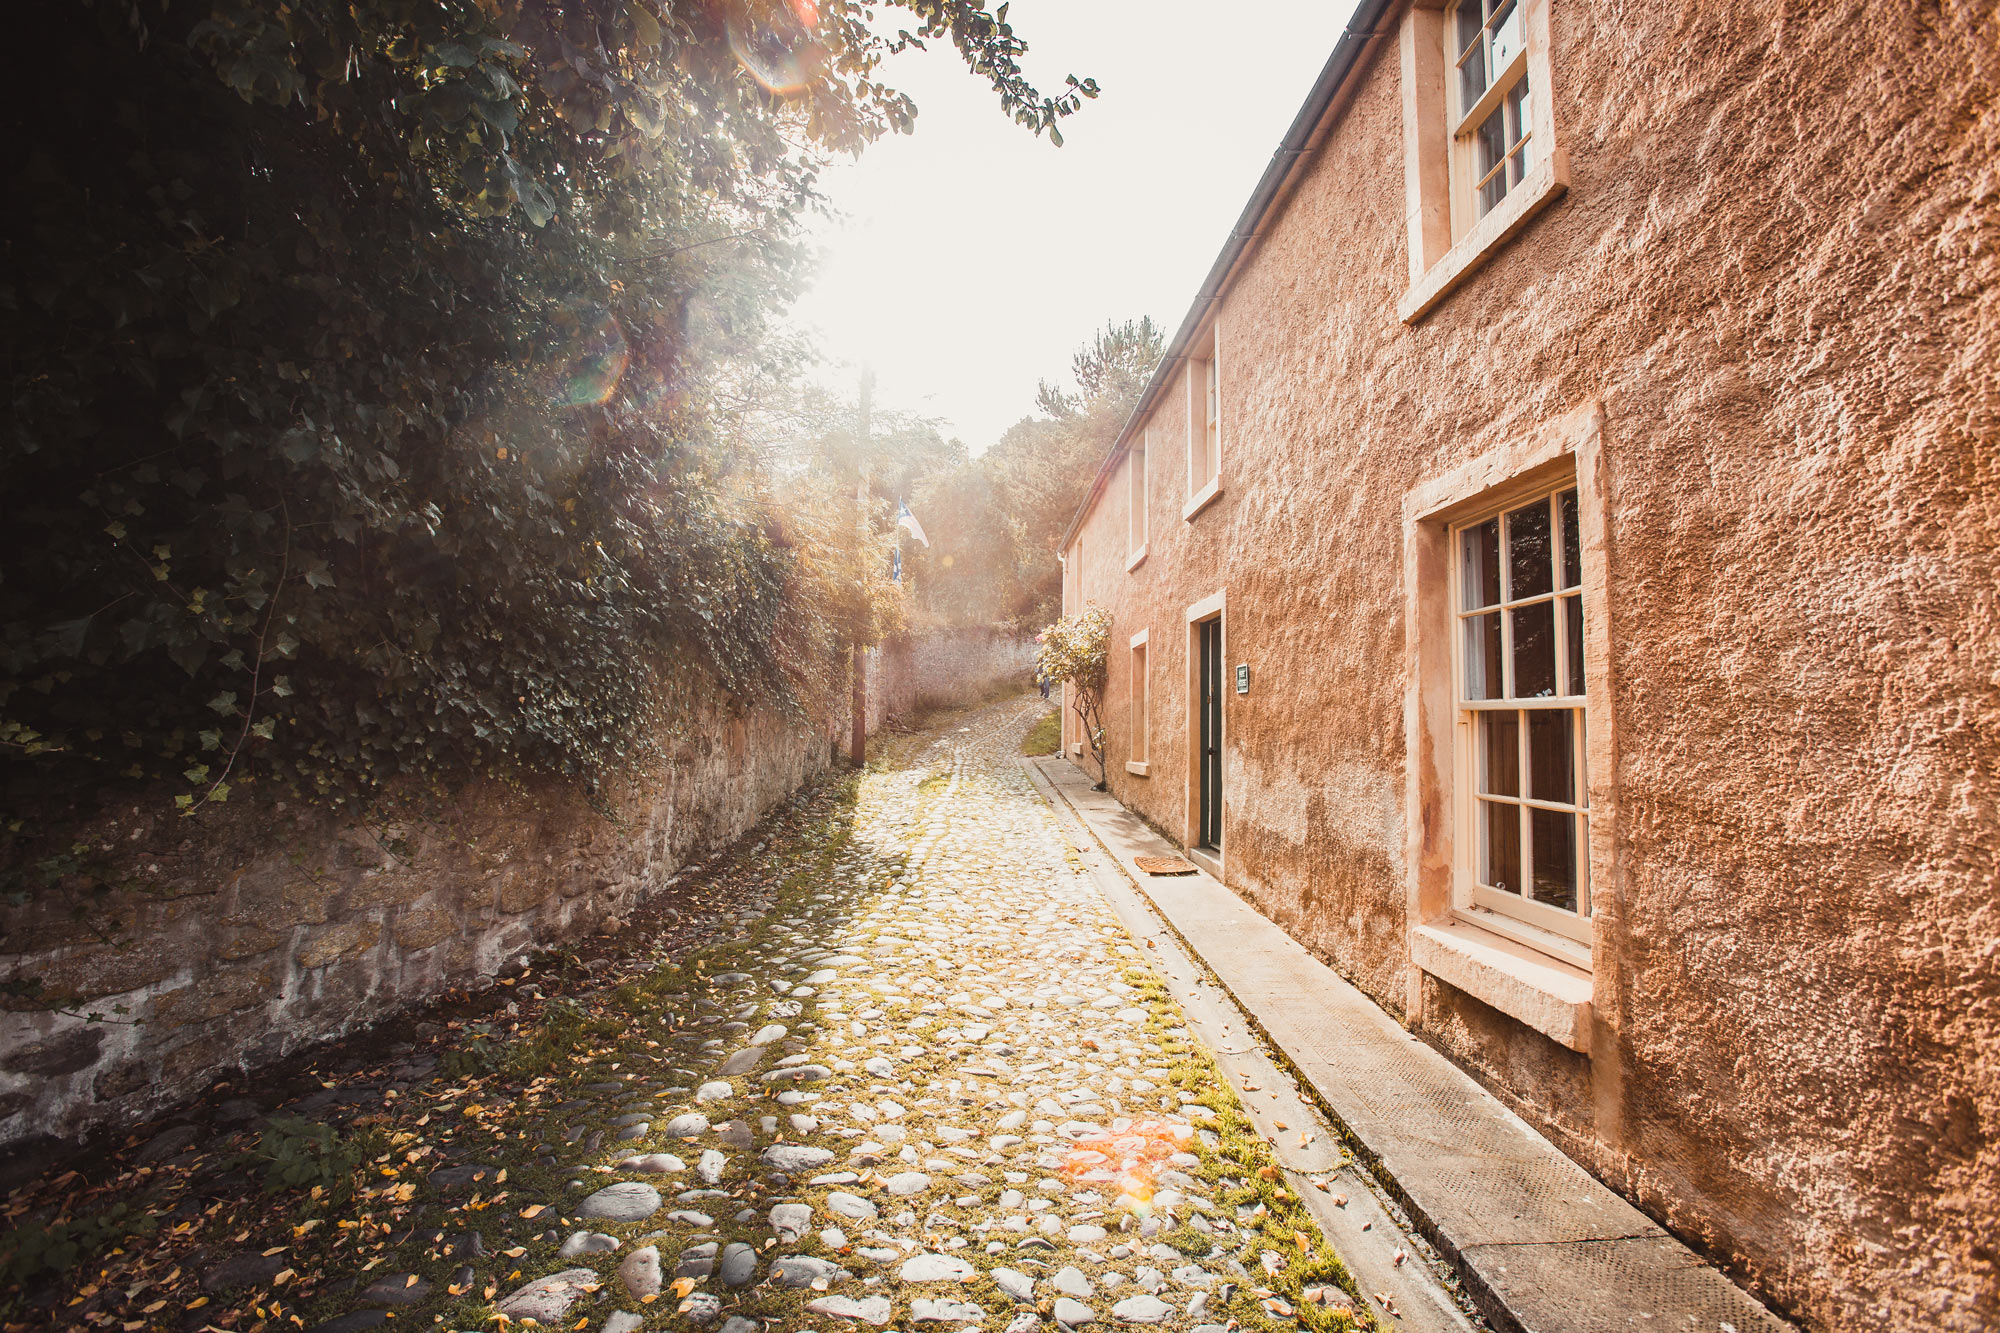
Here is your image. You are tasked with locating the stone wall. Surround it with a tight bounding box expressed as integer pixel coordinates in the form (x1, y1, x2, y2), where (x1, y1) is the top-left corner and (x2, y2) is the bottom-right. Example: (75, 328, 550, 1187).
(0, 675, 846, 1158)
(866, 628, 1036, 732)
(1058, 2, 1997, 1328)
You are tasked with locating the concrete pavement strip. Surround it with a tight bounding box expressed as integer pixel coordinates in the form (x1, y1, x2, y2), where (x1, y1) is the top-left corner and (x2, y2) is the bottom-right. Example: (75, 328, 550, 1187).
(1025, 755, 1794, 1333)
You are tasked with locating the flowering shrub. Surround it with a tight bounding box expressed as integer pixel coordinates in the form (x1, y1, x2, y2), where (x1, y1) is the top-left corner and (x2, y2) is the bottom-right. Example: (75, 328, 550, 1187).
(1035, 607, 1111, 787)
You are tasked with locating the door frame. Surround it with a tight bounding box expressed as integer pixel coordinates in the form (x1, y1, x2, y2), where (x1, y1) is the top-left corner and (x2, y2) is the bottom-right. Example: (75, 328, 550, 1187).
(1184, 590, 1226, 876)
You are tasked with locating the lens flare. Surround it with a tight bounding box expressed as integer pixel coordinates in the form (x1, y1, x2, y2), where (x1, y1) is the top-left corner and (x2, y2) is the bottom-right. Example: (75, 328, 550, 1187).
(555, 309, 630, 408)
(1058, 1119, 1195, 1218)
(727, 11, 824, 95)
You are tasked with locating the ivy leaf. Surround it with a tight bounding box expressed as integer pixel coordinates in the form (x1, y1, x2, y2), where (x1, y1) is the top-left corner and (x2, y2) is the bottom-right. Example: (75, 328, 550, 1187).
(207, 691, 238, 717)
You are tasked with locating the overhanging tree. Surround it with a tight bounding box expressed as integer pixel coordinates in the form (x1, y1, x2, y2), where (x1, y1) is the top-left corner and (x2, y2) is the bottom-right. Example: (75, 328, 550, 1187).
(0, 0, 1096, 817)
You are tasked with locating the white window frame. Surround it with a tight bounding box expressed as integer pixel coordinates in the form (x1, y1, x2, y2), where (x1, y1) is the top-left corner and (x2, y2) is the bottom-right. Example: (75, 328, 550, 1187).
(1448, 485, 1591, 947)
(1396, 0, 1565, 323)
(1447, 0, 1534, 235)
(1126, 629, 1150, 776)
(1183, 333, 1223, 519)
(1126, 435, 1149, 570)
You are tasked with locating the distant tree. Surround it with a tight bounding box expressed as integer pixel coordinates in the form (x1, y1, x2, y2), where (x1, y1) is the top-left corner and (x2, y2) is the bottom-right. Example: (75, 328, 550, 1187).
(988, 318, 1164, 624)
(1035, 317, 1165, 420)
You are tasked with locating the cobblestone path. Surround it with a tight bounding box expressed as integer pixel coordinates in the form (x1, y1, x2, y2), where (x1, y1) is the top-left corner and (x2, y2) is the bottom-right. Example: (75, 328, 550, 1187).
(6, 694, 1368, 1333)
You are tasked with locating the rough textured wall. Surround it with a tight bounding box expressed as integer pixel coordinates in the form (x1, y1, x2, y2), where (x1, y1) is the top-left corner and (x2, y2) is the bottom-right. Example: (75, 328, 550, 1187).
(0, 676, 837, 1160)
(1067, 2, 1998, 1328)
(867, 629, 1035, 731)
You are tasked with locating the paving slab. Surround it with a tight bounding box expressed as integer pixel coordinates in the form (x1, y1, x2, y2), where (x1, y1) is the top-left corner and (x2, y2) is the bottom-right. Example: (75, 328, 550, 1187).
(1029, 755, 1793, 1333)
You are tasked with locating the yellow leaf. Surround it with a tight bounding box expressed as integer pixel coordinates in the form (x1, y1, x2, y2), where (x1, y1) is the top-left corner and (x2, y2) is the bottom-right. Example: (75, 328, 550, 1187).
(521, 1204, 546, 1219)
(670, 1277, 696, 1299)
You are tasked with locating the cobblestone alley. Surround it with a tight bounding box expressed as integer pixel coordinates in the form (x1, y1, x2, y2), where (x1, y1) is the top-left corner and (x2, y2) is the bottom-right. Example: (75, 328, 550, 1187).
(6, 695, 1415, 1333)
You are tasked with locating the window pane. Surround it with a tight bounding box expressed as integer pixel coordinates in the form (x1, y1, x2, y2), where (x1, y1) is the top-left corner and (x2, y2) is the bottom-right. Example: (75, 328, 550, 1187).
(1464, 612, 1503, 700)
(1461, 518, 1501, 610)
(1456, 3, 1487, 103)
(1529, 807, 1577, 912)
(1490, 0, 1524, 69)
(1511, 600, 1556, 697)
(1558, 488, 1580, 589)
(1505, 500, 1553, 599)
(1478, 711, 1518, 796)
(1475, 107, 1508, 214)
(1480, 799, 1521, 895)
(1527, 708, 1573, 804)
(1563, 594, 1584, 696)
(1506, 80, 1532, 187)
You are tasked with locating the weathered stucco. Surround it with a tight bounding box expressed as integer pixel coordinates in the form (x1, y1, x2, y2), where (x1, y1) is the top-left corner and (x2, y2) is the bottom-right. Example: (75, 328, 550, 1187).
(1062, 3, 1998, 1328)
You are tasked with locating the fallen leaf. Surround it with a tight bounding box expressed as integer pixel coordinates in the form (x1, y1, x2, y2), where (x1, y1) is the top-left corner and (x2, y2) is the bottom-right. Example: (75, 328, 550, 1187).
(670, 1277, 696, 1299)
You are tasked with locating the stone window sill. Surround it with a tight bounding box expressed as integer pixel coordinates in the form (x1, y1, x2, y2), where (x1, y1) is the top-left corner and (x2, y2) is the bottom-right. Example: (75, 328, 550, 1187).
(1126, 544, 1148, 573)
(1398, 151, 1568, 324)
(1124, 760, 1150, 777)
(1412, 917, 1591, 1052)
(1182, 477, 1223, 522)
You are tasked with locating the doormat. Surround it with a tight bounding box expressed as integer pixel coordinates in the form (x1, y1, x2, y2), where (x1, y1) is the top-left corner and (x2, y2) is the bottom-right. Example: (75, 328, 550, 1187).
(1134, 855, 1199, 876)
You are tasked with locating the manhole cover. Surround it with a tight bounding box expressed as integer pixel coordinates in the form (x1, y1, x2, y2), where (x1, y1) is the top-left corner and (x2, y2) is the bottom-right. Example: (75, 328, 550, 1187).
(1134, 856, 1198, 876)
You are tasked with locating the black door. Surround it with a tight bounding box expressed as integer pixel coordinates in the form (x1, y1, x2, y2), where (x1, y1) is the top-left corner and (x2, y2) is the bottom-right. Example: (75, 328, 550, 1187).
(1198, 618, 1223, 849)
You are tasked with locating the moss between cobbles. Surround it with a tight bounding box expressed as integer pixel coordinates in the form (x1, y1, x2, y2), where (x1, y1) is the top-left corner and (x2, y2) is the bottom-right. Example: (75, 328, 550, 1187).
(1112, 963, 1371, 1333)
(1020, 708, 1061, 757)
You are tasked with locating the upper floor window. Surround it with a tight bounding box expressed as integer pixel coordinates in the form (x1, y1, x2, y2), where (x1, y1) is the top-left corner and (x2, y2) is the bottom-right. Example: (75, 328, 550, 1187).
(1127, 437, 1148, 562)
(1396, 0, 1565, 322)
(1204, 357, 1220, 474)
(1454, 485, 1590, 943)
(1185, 336, 1222, 514)
(1451, 0, 1534, 221)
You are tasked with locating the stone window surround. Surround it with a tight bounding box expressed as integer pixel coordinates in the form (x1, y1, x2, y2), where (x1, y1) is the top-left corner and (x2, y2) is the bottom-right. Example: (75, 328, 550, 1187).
(1398, 0, 1567, 324)
(1184, 590, 1226, 880)
(1127, 629, 1150, 776)
(1184, 329, 1224, 521)
(1400, 403, 1614, 1053)
(1127, 433, 1150, 572)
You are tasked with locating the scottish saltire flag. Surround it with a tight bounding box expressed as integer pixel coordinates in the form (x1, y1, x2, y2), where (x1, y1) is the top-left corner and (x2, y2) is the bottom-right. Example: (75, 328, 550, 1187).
(897, 499, 929, 547)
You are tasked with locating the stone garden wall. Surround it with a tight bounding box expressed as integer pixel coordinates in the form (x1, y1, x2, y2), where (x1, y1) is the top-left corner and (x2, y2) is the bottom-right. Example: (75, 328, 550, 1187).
(865, 629, 1036, 732)
(0, 674, 841, 1160)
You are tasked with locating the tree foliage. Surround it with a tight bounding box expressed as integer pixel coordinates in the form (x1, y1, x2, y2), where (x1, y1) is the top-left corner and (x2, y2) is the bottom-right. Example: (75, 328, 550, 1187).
(1034, 606, 1110, 787)
(0, 0, 1093, 814)
(900, 317, 1162, 630)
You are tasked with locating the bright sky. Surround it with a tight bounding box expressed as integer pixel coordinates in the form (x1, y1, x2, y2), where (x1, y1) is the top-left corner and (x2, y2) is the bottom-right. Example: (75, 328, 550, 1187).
(790, 0, 1363, 452)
